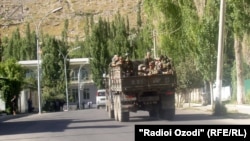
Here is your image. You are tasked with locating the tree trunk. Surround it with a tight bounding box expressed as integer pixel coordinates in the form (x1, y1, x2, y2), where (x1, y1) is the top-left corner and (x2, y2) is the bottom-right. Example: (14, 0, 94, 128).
(234, 34, 244, 104)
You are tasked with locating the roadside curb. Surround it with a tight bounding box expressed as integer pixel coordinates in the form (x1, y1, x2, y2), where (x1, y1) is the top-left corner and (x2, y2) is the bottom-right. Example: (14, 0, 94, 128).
(0, 113, 7, 119)
(181, 103, 250, 115)
(0, 113, 36, 121)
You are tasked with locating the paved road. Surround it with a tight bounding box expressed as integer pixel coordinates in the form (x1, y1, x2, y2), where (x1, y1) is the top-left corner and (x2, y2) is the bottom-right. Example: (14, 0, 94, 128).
(0, 108, 250, 141)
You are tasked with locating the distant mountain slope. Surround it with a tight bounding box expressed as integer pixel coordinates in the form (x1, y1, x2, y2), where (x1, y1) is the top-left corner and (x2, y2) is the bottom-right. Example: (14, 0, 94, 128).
(0, 0, 145, 40)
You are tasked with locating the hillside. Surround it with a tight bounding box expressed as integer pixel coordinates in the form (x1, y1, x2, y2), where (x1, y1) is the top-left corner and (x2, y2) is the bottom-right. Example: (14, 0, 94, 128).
(0, 0, 145, 40)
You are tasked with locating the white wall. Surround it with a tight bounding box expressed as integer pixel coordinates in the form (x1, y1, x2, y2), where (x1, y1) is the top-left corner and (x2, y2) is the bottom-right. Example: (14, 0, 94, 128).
(213, 86, 231, 101)
(0, 98, 5, 111)
(19, 89, 29, 113)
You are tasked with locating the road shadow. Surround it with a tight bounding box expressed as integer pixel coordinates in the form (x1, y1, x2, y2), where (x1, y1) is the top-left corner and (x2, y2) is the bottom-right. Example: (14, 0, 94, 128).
(129, 116, 159, 122)
(0, 118, 126, 136)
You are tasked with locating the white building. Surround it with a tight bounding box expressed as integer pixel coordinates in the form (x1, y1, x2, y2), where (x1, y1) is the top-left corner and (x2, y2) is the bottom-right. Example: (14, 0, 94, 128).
(15, 58, 98, 113)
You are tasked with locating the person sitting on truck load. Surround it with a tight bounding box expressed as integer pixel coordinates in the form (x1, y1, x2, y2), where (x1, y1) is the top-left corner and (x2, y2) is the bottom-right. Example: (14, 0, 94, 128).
(155, 55, 164, 72)
(115, 56, 124, 66)
(159, 55, 173, 74)
(138, 64, 147, 76)
(144, 51, 154, 69)
(111, 54, 119, 67)
(147, 61, 159, 76)
(123, 55, 134, 76)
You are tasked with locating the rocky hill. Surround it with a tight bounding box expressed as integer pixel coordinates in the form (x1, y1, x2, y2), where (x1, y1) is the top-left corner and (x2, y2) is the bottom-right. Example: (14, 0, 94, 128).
(0, 0, 145, 40)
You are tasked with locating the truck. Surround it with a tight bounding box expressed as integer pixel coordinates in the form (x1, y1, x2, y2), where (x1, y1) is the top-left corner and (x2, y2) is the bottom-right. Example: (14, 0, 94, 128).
(104, 59, 177, 122)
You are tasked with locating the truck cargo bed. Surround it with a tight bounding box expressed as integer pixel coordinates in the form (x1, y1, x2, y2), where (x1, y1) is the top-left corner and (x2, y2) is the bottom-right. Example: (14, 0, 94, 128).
(110, 74, 176, 92)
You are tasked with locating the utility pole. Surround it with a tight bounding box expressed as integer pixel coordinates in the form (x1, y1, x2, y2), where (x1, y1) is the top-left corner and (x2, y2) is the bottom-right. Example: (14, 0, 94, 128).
(153, 30, 157, 58)
(36, 7, 63, 114)
(58, 46, 80, 111)
(78, 65, 83, 110)
(214, 0, 226, 115)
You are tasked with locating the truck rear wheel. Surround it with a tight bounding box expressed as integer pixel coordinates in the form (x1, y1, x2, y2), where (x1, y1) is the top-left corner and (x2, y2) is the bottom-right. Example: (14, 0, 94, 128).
(160, 94, 175, 120)
(149, 105, 160, 118)
(159, 109, 175, 120)
(105, 105, 108, 112)
(114, 95, 119, 121)
(149, 110, 158, 118)
(119, 112, 129, 122)
(117, 95, 129, 122)
(108, 105, 114, 119)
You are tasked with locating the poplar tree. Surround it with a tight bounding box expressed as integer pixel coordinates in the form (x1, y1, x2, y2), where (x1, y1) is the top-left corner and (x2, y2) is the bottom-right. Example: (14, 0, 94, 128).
(88, 18, 110, 89)
(41, 36, 65, 105)
(3, 28, 22, 60)
(22, 23, 36, 60)
(227, 0, 250, 104)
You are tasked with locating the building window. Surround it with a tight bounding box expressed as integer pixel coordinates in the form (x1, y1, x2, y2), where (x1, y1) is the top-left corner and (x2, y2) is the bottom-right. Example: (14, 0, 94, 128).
(69, 88, 78, 103)
(81, 69, 89, 80)
(83, 88, 90, 99)
(70, 68, 89, 81)
(25, 69, 35, 79)
(71, 70, 78, 81)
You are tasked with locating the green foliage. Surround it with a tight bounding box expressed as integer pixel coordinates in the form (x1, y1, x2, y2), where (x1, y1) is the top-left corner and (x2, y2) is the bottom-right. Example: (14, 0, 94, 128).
(231, 61, 237, 102)
(2, 25, 36, 61)
(143, 0, 237, 100)
(41, 36, 66, 103)
(144, 0, 217, 93)
(85, 13, 132, 88)
(3, 28, 22, 60)
(0, 58, 24, 114)
(175, 55, 203, 94)
(195, 14, 218, 82)
(133, 23, 153, 59)
(21, 23, 37, 60)
(0, 58, 24, 81)
(228, 0, 250, 37)
(245, 91, 250, 104)
(227, 0, 250, 104)
(62, 19, 69, 43)
(136, 0, 142, 27)
(86, 18, 110, 88)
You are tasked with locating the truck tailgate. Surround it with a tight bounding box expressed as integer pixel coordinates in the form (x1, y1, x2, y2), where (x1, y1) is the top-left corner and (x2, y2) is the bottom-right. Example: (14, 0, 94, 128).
(111, 74, 176, 92)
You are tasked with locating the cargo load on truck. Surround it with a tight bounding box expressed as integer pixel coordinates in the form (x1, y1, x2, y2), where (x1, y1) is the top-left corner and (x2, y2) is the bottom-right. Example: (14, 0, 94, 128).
(104, 53, 177, 122)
